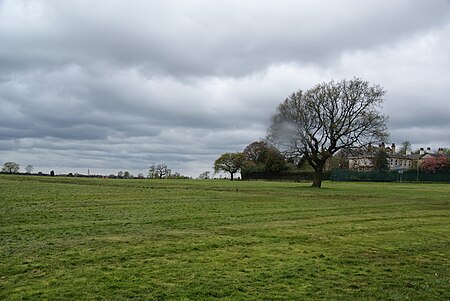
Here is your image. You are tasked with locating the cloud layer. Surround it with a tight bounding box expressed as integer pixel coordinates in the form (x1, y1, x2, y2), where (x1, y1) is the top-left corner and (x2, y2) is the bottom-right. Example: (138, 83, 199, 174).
(1, 0, 450, 176)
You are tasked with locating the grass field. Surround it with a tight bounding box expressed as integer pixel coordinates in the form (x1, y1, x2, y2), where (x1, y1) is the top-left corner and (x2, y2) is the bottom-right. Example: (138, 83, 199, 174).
(0, 175, 449, 300)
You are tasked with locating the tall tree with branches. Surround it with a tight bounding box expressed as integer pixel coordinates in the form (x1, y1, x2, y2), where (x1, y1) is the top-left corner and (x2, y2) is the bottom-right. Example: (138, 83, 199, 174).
(148, 163, 171, 179)
(268, 78, 388, 187)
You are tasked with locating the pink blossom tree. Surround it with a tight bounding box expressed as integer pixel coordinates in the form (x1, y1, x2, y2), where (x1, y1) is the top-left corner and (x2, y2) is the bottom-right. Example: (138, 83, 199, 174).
(420, 155, 448, 173)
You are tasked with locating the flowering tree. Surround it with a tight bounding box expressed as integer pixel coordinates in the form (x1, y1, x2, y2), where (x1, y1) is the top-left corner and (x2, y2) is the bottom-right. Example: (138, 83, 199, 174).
(420, 155, 448, 173)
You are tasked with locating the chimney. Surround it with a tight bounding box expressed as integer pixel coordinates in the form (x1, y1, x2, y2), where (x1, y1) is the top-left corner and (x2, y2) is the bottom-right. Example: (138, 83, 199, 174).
(419, 148, 424, 155)
(391, 143, 396, 153)
(406, 149, 412, 156)
(438, 148, 444, 155)
(426, 147, 431, 153)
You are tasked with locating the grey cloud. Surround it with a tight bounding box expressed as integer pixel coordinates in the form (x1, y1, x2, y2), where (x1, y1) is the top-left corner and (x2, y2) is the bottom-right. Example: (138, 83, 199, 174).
(2, 1, 449, 77)
(390, 127, 450, 148)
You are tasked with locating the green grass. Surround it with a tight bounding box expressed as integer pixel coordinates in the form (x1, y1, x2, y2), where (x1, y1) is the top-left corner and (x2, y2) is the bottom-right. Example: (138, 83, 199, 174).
(0, 175, 449, 300)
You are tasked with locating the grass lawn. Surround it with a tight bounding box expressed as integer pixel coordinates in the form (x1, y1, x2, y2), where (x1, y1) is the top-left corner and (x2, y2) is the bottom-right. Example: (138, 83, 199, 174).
(0, 175, 449, 300)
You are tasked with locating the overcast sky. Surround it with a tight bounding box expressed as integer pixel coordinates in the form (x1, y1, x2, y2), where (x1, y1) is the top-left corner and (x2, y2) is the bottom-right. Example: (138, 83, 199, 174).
(1, 0, 449, 177)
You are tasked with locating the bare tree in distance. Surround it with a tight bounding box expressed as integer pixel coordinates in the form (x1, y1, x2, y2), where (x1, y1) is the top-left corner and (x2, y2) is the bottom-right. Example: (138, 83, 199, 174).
(25, 164, 33, 174)
(399, 141, 411, 154)
(148, 163, 171, 179)
(268, 78, 388, 188)
(198, 171, 211, 180)
(123, 171, 132, 179)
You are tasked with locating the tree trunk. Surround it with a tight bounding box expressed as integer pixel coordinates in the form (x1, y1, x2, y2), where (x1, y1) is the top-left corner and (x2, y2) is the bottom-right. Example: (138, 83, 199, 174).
(230, 172, 234, 181)
(312, 165, 324, 188)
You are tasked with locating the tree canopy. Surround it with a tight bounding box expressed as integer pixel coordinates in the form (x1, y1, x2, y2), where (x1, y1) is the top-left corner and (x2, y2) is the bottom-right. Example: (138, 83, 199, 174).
(242, 141, 286, 174)
(214, 152, 246, 181)
(2, 162, 20, 174)
(268, 78, 388, 187)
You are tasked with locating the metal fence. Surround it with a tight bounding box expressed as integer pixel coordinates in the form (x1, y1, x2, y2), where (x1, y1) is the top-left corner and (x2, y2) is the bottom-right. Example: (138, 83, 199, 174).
(242, 171, 331, 181)
(331, 169, 450, 183)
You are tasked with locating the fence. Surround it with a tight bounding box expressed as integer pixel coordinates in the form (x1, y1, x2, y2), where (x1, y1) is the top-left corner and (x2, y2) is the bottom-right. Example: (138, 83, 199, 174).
(242, 171, 331, 181)
(331, 169, 450, 183)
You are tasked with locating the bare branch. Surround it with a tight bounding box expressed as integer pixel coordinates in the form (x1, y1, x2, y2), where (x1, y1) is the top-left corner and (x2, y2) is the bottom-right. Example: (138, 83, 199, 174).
(267, 78, 388, 187)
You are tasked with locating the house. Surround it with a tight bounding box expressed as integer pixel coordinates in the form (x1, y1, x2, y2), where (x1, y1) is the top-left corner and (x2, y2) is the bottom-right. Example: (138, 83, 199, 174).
(348, 143, 400, 171)
(348, 144, 447, 171)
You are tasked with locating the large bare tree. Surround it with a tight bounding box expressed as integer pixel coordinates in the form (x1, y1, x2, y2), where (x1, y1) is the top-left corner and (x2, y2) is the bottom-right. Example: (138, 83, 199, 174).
(268, 78, 388, 187)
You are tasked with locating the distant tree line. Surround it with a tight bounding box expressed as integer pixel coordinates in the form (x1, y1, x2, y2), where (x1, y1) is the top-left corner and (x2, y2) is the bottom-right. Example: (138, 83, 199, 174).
(0, 161, 191, 180)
